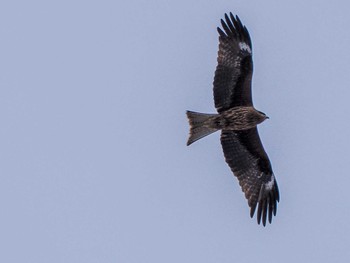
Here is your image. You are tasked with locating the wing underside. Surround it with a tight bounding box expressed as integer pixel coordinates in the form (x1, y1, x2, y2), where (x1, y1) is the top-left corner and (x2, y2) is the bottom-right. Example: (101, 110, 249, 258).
(220, 128, 279, 226)
(213, 13, 254, 112)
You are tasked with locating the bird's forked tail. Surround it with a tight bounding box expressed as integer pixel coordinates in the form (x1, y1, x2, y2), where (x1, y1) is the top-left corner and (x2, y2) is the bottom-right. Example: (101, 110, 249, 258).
(186, 111, 219, 146)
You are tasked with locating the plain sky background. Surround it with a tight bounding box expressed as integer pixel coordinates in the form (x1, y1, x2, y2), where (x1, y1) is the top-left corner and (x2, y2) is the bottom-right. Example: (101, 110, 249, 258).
(1, 0, 350, 262)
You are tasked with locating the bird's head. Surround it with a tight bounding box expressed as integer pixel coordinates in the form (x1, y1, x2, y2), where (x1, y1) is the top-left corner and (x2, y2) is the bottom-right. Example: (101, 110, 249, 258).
(256, 110, 269, 123)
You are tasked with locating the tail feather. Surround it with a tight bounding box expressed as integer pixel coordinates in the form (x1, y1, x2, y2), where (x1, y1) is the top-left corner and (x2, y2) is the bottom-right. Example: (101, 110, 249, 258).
(186, 111, 218, 146)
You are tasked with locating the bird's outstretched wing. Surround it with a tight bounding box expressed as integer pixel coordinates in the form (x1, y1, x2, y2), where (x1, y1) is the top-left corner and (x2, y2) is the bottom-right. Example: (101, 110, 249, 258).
(220, 128, 279, 226)
(214, 13, 253, 113)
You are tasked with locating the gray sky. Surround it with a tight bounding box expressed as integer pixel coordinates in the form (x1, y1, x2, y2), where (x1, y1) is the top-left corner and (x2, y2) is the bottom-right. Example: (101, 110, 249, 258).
(1, 0, 350, 262)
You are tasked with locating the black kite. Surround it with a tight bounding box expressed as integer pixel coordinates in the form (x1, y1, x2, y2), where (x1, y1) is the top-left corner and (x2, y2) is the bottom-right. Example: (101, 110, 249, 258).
(186, 13, 279, 226)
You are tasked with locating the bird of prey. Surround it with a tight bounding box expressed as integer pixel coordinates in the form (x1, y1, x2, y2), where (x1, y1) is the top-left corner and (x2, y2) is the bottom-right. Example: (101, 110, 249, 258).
(186, 13, 279, 226)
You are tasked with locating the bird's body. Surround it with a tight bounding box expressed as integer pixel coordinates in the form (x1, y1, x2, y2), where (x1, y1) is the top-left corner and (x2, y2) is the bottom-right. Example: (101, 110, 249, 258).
(186, 13, 280, 226)
(187, 106, 267, 146)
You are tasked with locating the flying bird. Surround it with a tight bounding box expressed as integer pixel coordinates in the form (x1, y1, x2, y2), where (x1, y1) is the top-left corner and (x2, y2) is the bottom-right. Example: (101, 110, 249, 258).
(186, 13, 279, 226)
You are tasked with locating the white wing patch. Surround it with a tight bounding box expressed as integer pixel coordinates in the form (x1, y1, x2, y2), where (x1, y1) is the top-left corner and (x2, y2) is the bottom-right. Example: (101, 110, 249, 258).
(264, 174, 275, 191)
(239, 42, 251, 54)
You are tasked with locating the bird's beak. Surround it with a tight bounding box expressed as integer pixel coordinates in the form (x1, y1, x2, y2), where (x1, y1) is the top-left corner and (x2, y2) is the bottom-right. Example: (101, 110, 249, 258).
(266, 116, 270, 119)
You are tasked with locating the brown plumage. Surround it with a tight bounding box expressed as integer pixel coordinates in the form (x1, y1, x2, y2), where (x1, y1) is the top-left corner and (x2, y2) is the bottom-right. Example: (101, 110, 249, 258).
(186, 13, 279, 226)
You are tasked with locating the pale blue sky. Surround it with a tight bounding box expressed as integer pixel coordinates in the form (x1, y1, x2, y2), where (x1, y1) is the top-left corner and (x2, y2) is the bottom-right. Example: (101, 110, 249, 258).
(1, 0, 350, 262)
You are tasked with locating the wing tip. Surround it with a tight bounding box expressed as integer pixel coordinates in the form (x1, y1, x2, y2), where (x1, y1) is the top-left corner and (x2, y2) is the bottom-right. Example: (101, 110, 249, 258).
(251, 180, 280, 227)
(217, 12, 252, 48)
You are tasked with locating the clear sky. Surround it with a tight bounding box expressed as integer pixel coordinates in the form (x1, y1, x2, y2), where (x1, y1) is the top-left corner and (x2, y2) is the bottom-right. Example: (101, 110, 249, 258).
(1, 0, 350, 262)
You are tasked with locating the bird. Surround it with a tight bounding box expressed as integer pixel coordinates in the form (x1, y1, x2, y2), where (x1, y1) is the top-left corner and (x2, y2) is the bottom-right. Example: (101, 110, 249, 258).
(186, 13, 279, 226)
